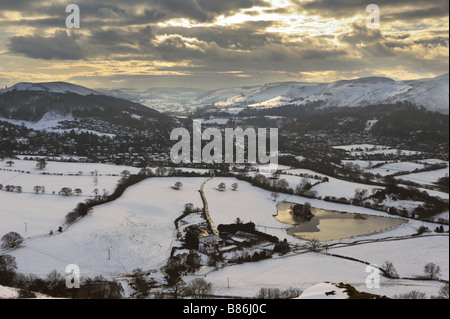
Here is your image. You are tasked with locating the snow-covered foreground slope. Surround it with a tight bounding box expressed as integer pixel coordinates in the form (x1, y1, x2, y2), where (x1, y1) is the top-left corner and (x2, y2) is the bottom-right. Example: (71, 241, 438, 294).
(1, 162, 447, 298)
(197, 176, 448, 298)
(297, 283, 348, 299)
(332, 236, 449, 281)
(6, 178, 204, 278)
(0, 285, 54, 299)
(184, 251, 446, 298)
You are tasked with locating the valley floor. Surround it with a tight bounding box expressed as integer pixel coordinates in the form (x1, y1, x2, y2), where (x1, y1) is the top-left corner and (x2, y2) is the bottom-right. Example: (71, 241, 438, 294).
(0, 159, 448, 299)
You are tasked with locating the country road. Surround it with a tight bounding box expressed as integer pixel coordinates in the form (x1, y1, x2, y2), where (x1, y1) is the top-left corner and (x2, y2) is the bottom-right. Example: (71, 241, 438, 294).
(199, 175, 220, 237)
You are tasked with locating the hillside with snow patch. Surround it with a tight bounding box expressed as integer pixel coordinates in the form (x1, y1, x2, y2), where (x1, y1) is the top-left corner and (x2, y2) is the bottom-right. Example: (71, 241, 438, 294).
(0, 82, 100, 96)
(114, 74, 449, 114)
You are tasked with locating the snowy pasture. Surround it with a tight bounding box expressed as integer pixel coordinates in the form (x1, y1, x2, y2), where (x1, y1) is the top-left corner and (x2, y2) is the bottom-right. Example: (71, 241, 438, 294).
(184, 252, 446, 299)
(203, 177, 437, 246)
(4, 177, 204, 278)
(395, 168, 449, 186)
(332, 236, 449, 281)
(0, 159, 136, 238)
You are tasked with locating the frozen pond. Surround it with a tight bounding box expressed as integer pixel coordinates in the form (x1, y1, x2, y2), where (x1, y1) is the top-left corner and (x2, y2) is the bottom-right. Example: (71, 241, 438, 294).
(276, 202, 407, 242)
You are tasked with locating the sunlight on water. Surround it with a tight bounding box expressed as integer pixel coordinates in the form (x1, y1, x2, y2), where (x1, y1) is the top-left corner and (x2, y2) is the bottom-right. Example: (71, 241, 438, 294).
(276, 202, 407, 242)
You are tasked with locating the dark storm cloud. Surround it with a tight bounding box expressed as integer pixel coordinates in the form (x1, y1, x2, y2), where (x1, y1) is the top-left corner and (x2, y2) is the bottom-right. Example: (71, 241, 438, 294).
(293, 0, 449, 20)
(1, 0, 447, 87)
(1, 0, 270, 25)
(338, 23, 395, 57)
(8, 31, 87, 60)
(90, 26, 155, 47)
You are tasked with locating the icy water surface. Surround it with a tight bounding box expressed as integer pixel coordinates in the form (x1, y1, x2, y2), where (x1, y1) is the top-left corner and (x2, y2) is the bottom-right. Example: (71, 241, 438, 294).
(276, 202, 407, 242)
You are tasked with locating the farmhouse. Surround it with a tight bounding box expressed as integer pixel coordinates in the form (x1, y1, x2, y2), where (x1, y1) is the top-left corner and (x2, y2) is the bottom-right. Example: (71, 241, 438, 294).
(198, 235, 223, 254)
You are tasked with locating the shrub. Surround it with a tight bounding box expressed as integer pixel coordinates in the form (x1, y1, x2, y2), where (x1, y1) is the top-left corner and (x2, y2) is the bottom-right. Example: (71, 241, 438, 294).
(394, 290, 427, 299)
(18, 289, 37, 299)
(185, 278, 213, 299)
(0, 254, 18, 285)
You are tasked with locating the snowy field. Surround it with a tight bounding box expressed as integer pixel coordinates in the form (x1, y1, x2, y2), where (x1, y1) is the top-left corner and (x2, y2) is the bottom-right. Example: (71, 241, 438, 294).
(366, 162, 426, 177)
(4, 177, 204, 279)
(204, 177, 442, 246)
(246, 168, 380, 200)
(395, 168, 449, 186)
(332, 236, 449, 281)
(0, 159, 138, 238)
(0, 158, 142, 176)
(1, 159, 448, 299)
(199, 177, 448, 298)
(184, 251, 446, 299)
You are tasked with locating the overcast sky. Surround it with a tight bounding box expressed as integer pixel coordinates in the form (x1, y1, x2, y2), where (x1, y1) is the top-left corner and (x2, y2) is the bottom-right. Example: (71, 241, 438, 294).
(0, 0, 448, 90)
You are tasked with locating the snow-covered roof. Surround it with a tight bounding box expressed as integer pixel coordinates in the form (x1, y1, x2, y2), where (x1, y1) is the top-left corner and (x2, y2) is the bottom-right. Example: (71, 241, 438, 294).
(199, 235, 223, 244)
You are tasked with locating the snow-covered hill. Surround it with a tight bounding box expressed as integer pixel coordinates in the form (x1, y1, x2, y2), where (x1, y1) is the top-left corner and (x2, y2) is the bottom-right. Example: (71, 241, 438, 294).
(197, 74, 449, 114)
(112, 74, 449, 114)
(3, 74, 448, 115)
(0, 82, 100, 96)
(0, 81, 171, 124)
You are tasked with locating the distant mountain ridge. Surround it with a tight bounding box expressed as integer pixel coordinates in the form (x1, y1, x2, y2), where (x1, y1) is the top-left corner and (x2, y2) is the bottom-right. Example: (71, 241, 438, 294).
(0, 81, 172, 126)
(103, 73, 449, 114)
(0, 82, 101, 96)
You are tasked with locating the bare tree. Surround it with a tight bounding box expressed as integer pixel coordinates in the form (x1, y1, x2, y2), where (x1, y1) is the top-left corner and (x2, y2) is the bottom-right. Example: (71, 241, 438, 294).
(218, 183, 226, 191)
(184, 203, 194, 214)
(129, 268, 155, 299)
(354, 188, 369, 202)
(1, 232, 24, 249)
(295, 178, 312, 195)
(306, 238, 321, 252)
(231, 183, 239, 191)
(382, 260, 399, 278)
(36, 159, 47, 170)
(271, 192, 279, 202)
(276, 179, 289, 192)
(437, 283, 449, 299)
(155, 167, 168, 177)
(394, 290, 427, 299)
(173, 182, 183, 190)
(424, 263, 441, 280)
(169, 279, 187, 299)
(59, 187, 73, 196)
(185, 278, 213, 299)
(120, 170, 131, 178)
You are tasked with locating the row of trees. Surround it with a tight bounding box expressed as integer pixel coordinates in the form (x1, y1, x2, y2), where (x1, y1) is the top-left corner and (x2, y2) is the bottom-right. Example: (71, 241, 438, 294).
(0, 184, 22, 193)
(217, 182, 239, 192)
(1, 184, 87, 196)
(129, 266, 214, 299)
(3, 159, 47, 170)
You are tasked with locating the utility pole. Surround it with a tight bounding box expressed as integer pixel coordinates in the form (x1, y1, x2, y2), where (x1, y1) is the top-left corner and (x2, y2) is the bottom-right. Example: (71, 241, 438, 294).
(227, 277, 230, 289)
(108, 248, 111, 260)
(25, 222, 27, 232)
